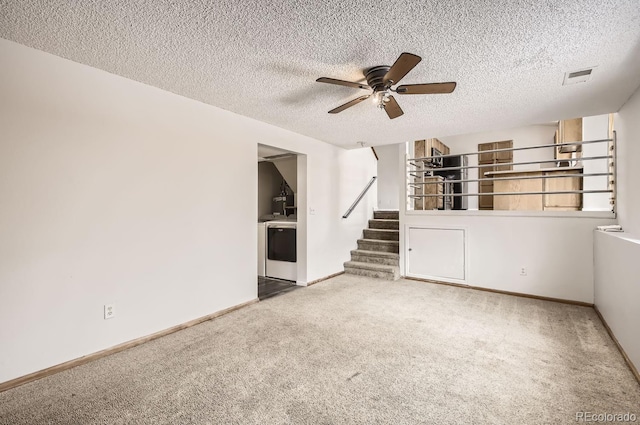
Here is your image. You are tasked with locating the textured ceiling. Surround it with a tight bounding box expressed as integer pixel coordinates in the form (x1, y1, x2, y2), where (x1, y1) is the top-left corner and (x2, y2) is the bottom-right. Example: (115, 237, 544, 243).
(1, 1, 640, 148)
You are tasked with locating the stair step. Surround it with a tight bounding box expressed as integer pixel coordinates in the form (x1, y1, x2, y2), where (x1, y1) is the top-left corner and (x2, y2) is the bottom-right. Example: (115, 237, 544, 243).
(368, 219, 399, 230)
(350, 249, 399, 266)
(357, 239, 399, 254)
(363, 228, 399, 241)
(373, 210, 399, 220)
(344, 261, 400, 280)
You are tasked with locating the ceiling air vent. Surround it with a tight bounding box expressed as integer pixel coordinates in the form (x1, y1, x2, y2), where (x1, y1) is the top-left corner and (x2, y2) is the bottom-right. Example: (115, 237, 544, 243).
(563, 67, 596, 85)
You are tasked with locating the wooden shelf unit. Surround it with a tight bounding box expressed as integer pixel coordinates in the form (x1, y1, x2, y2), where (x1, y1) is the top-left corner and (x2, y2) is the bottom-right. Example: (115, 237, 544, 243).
(412, 139, 449, 211)
(487, 167, 583, 211)
(555, 118, 583, 161)
(478, 140, 513, 210)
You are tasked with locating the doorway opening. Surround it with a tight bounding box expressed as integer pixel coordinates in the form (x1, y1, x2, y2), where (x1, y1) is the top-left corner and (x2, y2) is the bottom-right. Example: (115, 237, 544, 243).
(257, 144, 306, 299)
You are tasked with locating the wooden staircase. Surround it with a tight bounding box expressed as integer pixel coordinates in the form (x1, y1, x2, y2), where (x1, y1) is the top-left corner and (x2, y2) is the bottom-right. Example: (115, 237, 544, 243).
(344, 210, 400, 280)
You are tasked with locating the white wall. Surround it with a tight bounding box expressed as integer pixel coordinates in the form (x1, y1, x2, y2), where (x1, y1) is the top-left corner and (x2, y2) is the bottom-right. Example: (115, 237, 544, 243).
(594, 231, 640, 373)
(0, 39, 376, 384)
(439, 125, 557, 210)
(593, 85, 640, 375)
(400, 125, 616, 304)
(376, 143, 402, 210)
(582, 114, 611, 211)
(402, 214, 615, 303)
(615, 86, 640, 236)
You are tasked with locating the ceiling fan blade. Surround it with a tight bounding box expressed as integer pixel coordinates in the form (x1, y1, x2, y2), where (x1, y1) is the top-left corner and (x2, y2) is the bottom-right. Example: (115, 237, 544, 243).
(384, 95, 404, 119)
(316, 77, 369, 90)
(383, 53, 422, 86)
(395, 82, 457, 95)
(328, 95, 371, 114)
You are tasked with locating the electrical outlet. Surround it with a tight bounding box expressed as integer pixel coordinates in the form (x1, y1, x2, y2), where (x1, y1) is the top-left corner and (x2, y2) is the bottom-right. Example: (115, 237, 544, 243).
(309, 207, 316, 215)
(520, 267, 527, 276)
(104, 304, 115, 319)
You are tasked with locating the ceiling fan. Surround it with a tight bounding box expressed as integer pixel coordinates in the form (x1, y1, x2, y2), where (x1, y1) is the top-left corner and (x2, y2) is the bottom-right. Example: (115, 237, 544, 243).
(316, 52, 456, 120)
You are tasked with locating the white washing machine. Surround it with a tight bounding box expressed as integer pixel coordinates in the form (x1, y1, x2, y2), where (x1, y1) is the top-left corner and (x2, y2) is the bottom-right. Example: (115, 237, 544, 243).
(265, 221, 297, 281)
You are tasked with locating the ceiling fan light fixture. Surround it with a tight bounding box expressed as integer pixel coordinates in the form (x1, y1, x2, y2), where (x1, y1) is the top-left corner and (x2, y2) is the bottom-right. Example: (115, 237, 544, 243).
(372, 89, 392, 108)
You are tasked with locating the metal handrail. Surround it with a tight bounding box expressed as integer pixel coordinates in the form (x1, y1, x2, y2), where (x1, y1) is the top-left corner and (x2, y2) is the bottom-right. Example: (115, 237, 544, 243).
(343, 177, 377, 219)
(411, 189, 612, 198)
(406, 136, 616, 212)
(410, 172, 613, 186)
(408, 154, 612, 174)
(408, 137, 612, 161)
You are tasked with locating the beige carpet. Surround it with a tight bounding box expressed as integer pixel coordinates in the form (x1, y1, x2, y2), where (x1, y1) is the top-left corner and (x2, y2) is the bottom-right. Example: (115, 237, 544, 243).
(1, 274, 639, 424)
